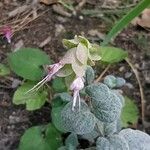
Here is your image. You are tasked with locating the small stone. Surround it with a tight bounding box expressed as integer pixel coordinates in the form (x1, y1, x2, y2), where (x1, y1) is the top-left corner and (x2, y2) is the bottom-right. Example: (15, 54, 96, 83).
(79, 15, 83, 20)
(125, 72, 132, 78)
(125, 83, 134, 89)
(119, 66, 125, 72)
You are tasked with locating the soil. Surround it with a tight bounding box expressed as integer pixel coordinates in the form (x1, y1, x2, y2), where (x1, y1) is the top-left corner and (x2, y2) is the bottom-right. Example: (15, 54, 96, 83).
(0, 1, 150, 150)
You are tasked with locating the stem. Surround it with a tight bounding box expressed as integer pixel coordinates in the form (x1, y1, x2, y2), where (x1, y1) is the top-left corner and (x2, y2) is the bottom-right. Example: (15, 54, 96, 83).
(125, 58, 145, 129)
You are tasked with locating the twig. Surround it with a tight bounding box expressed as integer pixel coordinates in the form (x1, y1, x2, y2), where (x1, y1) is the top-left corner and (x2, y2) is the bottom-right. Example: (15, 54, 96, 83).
(125, 58, 145, 129)
(95, 64, 111, 83)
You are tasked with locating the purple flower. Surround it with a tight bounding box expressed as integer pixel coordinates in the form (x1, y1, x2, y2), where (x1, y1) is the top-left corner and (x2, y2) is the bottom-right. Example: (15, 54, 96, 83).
(1, 26, 12, 43)
(70, 77, 84, 110)
(27, 62, 64, 93)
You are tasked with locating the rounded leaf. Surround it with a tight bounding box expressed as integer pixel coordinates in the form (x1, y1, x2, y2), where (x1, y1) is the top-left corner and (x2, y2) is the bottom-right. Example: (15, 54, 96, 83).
(8, 48, 51, 80)
(13, 82, 47, 111)
(119, 129, 150, 150)
(85, 66, 95, 85)
(61, 101, 96, 135)
(104, 75, 117, 88)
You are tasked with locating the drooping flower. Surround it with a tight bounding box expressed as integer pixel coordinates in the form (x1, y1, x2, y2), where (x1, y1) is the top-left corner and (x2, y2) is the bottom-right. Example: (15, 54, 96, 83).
(1, 26, 12, 43)
(70, 77, 84, 110)
(27, 62, 64, 93)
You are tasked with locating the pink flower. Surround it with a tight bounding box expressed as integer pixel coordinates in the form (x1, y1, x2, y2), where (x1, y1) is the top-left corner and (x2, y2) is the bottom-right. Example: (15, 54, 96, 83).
(1, 26, 12, 43)
(27, 62, 64, 93)
(70, 77, 84, 110)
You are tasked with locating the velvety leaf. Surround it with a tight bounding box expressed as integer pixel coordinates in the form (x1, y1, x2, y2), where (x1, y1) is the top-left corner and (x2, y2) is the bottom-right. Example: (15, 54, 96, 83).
(54, 92, 72, 102)
(119, 129, 150, 150)
(96, 135, 129, 150)
(0, 63, 10, 76)
(19, 124, 62, 150)
(85, 66, 95, 85)
(61, 101, 96, 134)
(103, 75, 117, 88)
(100, 46, 127, 63)
(8, 48, 51, 80)
(65, 133, 79, 149)
(52, 77, 67, 92)
(56, 64, 73, 77)
(116, 77, 126, 87)
(51, 104, 67, 133)
(76, 43, 88, 64)
(86, 84, 123, 123)
(121, 96, 139, 127)
(81, 128, 99, 142)
(13, 82, 47, 111)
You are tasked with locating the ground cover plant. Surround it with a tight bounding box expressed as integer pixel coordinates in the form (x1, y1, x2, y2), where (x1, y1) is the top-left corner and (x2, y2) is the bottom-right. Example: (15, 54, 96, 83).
(1, 0, 150, 149)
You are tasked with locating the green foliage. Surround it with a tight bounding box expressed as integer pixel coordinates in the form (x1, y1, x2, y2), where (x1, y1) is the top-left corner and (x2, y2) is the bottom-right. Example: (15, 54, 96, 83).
(100, 46, 128, 63)
(51, 104, 67, 133)
(13, 82, 48, 110)
(52, 77, 67, 92)
(19, 124, 62, 150)
(0, 63, 10, 76)
(101, 0, 150, 46)
(8, 48, 51, 81)
(121, 96, 139, 127)
(65, 133, 79, 150)
(61, 101, 96, 135)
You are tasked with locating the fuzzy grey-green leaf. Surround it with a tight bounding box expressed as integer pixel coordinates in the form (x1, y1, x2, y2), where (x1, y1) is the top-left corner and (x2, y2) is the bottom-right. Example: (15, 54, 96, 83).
(61, 101, 96, 135)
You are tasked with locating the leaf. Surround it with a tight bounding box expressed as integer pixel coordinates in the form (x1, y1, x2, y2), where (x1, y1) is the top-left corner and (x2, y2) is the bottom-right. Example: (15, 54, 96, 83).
(13, 82, 47, 111)
(0, 63, 10, 76)
(45, 124, 63, 149)
(88, 44, 101, 61)
(62, 39, 79, 49)
(103, 75, 117, 88)
(65, 73, 76, 88)
(56, 64, 73, 77)
(52, 77, 67, 92)
(76, 43, 88, 64)
(85, 66, 95, 85)
(54, 92, 72, 102)
(51, 104, 67, 133)
(101, 0, 150, 46)
(61, 101, 96, 135)
(96, 135, 129, 150)
(100, 46, 128, 63)
(19, 124, 62, 150)
(78, 36, 91, 48)
(86, 84, 123, 123)
(8, 48, 51, 81)
(65, 133, 79, 150)
(119, 129, 150, 150)
(121, 96, 139, 127)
